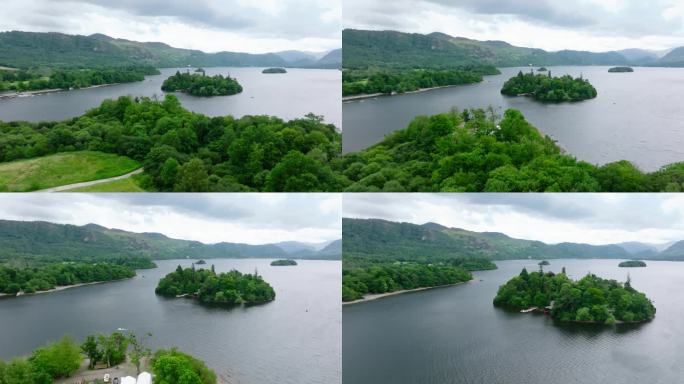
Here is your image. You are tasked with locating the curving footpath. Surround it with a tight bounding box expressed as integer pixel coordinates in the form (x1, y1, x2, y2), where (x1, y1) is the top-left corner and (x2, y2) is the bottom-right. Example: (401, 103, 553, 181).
(33, 168, 144, 193)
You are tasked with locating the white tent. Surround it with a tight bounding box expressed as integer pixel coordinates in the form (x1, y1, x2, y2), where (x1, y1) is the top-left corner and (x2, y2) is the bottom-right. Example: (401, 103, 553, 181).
(120, 376, 137, 384)
(137, 372, 152, 384)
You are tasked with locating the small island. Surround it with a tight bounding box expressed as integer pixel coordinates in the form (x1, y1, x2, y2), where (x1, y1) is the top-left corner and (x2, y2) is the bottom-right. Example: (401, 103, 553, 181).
(195, 259, 207, 265)
(608, 66, 634, 73)
(156, 265, 275, 306)
(537, 67, 548, 72)
(501, 71, 597, 102)
(271, 259, 298, 266)
(262, 67, 287, 74)
(619, 260, 647, 267)
(493, 268, 655, 324)
(538, 260, 550, 266)
(161, 71, 243, 97)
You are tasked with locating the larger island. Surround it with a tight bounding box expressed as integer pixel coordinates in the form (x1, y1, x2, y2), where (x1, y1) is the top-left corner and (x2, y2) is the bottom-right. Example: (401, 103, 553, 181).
(493, 268, 656, 324)
(156, 265, 275, 306)
(501, 71, 598, 102)
(161, 71, 243, 96)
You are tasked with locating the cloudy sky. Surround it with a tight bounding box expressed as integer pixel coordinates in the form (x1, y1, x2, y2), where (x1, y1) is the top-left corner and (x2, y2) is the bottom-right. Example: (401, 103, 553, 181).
(344, 0, 684, 52)
(1, 0, 340, 53)
(0, 194, 340, 245)
(344, 194, 684, 246)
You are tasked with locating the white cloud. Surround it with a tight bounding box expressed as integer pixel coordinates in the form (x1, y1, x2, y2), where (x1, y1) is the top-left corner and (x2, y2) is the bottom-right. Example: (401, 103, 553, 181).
(343, 194, 684, 245)
(0, 193, 341, 245)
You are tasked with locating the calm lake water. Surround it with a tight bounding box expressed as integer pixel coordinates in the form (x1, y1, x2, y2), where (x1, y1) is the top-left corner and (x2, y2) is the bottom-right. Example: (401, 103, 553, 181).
(0, 67, 341, 128)
(0, 259, 341, 384)
(343, 259, 684, 384)
(343, 66, 684, 171)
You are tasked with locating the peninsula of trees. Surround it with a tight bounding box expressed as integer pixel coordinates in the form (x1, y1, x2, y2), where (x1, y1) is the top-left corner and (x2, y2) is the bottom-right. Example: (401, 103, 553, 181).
(161, 71, 243, 97)
(262, 67, 287, 74)
(0, 331, 216, 384)
(0, 95, 342, 192)
(619, 260, 647, 267)
(538, 260, 550, 266)
(156, 265, 276, 306)
(342, 263, 473, 302)
(501, 71, 597, 102)
(271, 259, 298, 266)
(608, 66, 634, 72)
(0, 262, 135, 295)
(342, 67, 498, 97)
(493, 268, 656, 324)
(0, 66, 159, 93)
(335, 108, 684, 192)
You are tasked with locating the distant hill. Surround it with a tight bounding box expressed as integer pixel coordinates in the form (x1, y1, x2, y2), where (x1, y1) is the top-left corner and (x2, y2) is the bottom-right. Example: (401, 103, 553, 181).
(342, 29, 684, 69)
(615, 241, 659, 254)
(317, 239, 342, 259)
(657, 241, 684, 260)
(342, 218, 669, 263)
(0, 31, 339, 69)
(316, 49, 342, 68)
(0, 219, 340, 264)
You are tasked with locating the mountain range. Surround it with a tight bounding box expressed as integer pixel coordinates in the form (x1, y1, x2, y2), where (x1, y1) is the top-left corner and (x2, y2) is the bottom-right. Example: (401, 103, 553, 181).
(343, 29, 684, 69)
(0, 219, 341, 264)
(0, 31, 341, 69)
(343, 218, 684, 262)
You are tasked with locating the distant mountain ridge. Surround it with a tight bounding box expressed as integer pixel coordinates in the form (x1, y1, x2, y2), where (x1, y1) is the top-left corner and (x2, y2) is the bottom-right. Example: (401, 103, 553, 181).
(343, 29, 684, 69)
(343, 218, 684, 262)
(0, 219, 340, 262)
(0, 31, 340, 69)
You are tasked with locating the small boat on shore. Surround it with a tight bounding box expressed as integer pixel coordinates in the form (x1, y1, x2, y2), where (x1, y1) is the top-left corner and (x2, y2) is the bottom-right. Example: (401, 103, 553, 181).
(520, 307, 537, 313)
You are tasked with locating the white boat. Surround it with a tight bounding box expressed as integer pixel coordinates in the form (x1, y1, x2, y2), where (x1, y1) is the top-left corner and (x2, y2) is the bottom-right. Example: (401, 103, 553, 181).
(520, 307, 537, 313)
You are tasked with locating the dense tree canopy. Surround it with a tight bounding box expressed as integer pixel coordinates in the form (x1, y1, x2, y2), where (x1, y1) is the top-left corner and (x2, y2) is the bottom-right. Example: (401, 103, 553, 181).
(161, 71, 243, 97)
(493, 268, 656, 323)
(342, 263, 473, 302)
(501, 71, 597, 102)
(619, 260, 646, 267)
(0, 66, 159, 92)
(262, 68, 287, 74)
(152, 348, 217, 384)
(156, 265, 276, 305)
(0, 262, 135, 295)
(0, 95, 342, 191)
(0, 337, 82, 384)
(342, 67, 497, 96)
(334, 107, 684, 192)
(608, 67, 634, 73)
(270, 259, 298, 266)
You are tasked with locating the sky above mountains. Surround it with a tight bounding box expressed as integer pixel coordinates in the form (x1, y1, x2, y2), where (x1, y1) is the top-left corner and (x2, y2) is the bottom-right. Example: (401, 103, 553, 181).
(344, 194, 684, 246)
(344, 0, 684, 52)
(0, 194, 341, 245)
(1, 0, 341, 53)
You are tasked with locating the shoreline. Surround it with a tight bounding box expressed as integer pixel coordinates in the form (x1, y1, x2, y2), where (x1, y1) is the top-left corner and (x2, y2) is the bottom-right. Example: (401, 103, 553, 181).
(343, 280, 470, 306)
(0, 83, 125, 100)
(0, 277, 133, 298)
(342, 83, 471, 103)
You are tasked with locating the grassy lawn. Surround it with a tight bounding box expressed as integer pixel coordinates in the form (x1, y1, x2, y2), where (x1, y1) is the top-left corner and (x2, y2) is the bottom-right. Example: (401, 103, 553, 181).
(0, 151, 141, 192)
(68, 173, 148, 192)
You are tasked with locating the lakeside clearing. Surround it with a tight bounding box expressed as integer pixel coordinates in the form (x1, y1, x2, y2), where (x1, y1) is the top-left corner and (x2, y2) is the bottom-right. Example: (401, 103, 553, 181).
(342, 83, 479, 102)
(0, 277, 133, 299)
(343, 281, 471, 306)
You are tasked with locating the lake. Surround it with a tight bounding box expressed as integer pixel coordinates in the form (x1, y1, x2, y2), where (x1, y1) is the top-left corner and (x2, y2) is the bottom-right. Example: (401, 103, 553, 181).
(0, 259, 341, 384)
(343, 259, 684, 384)
(343, 66, 684, 171)
(0, 67, 341, 128)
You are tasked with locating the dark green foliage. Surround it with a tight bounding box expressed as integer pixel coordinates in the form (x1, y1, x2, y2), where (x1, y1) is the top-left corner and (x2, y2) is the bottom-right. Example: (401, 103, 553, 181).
(155, 266, 276, 305)
(0, 337, 82, 383)
(0, 66, 159, 92)
(152, 348, 217, 384)
(501, 71, 597, 102)
(493, 268, 656, 323)
(0, 95, 343, 192)
(0, 263, 135, 295)
(539, 260, 550, 266)
(342, 68, 495, 96)
(336, 108, 684, 192)
(619, 260, 647, 267)
(342, 263, 472, 302)
(262, 68, 287, 74)
(270, 259, 298, 266)
(161, 71, 243, 96)
(608, 67, 634, 72)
